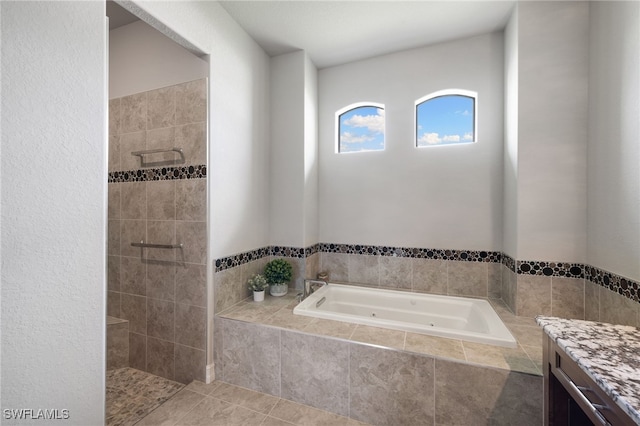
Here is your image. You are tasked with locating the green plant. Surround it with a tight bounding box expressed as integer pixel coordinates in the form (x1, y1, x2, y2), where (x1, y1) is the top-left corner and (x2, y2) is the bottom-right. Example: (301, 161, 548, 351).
(247, 274, 268, 292)
(264, 259, 293, 284)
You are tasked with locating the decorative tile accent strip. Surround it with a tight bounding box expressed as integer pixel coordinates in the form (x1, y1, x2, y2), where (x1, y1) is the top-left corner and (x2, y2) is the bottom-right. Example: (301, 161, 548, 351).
(271, 246, 306, 258)
(214, 244, 640, 305)
(108, 165, 207, 183)
(305, 243, 320, 257)
(214, 245, 313, 272)
(502, 253, 516, 272)
(318, 243, 501, 262)
(214, 246, 270, 271)
(516, 260, 584, 278)
(587, 265, 640, 303)
(215, 243, 503, 272)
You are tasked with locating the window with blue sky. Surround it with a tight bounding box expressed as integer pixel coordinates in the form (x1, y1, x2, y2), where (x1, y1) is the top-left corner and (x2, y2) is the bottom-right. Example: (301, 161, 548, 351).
(416, 90, 477, 147)
(337, 103, 385, 153)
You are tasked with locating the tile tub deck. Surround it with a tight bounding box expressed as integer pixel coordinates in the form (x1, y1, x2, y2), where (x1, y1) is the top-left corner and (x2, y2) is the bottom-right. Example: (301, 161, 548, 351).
(218, 293, 544, 375)
(215, 292, 545, 425)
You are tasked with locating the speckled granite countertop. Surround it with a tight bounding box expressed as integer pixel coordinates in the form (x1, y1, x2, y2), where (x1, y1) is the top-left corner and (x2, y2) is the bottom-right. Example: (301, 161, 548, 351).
(536, 316, 640, 425)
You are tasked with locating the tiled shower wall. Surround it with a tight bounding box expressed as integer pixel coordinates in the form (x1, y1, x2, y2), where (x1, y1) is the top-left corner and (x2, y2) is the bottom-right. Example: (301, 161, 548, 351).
(107, 79, 208, 384)
(214, 243, 640, 324)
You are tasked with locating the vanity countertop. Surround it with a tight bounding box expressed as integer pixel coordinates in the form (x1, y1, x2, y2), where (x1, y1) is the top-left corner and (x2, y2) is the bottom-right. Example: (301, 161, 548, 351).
(537, 316, 640, 425)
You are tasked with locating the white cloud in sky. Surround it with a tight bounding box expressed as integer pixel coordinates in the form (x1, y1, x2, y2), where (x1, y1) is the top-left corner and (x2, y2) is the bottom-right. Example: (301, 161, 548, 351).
(418, 132, 443, 145)
(418, 132, 474, 146)
(340, 131, 375, 144)
(456, 110, 471, 116)
(342, 108, 385, 134)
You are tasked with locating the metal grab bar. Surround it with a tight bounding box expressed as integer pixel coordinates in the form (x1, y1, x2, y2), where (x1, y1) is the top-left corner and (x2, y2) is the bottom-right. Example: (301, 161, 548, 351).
(131, 241, 183, 249)
(131, 147, 185, 160)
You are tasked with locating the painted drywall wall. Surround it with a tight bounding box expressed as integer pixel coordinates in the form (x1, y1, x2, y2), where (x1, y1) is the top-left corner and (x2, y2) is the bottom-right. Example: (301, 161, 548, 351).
(502, 6, 519, 258)
(318, 32, 505, 250)
(269, 50, 319, 248)
(516, 1, 589, 262)
(270, 51, 306, 246)
(303, 54, 319, 247)
(587, 1, 640, 281)
(131, 1, 271, 260)
(1, 2, 106, 423)
(109, 20, 208, 98)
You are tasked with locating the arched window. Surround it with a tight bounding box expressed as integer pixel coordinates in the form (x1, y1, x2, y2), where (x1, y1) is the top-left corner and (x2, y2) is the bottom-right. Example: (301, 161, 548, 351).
(415, 90, 477, 147)
(336, 103, 385, 153)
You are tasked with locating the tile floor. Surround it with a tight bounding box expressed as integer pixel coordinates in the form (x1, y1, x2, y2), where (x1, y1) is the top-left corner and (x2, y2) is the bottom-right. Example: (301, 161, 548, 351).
(106, 368, 184, 426)
(107, 367, 368, 426)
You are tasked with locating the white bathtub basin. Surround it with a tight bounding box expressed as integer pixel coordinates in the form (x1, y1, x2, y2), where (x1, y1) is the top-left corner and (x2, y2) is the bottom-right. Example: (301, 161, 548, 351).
(293, 283, 517, 348)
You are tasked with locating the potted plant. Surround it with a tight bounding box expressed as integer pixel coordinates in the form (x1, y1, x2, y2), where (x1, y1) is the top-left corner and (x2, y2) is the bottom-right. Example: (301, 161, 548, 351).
(247, 274, 268, 302)
(264, 258, 293, 297)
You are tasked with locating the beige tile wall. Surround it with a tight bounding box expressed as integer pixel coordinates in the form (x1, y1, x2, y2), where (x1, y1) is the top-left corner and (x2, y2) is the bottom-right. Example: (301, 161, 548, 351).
(107, 79, 207, 384)
(320, 252, 502, 299)
(501, 265, 640, 325)
(216, 317, 542, 425)
(213, 252, 322, 315)
(213, 247, 640, 330)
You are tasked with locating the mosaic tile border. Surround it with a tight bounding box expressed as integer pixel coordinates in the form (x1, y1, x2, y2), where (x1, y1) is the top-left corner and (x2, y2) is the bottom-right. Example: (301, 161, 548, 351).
(305, 243, 321, 257)
(319, 243, 501, 262)
(271, 246, 306, 259)
(214, 246, 270, 271)
(587, 265, 640, 303)
(215, 243, 502, 272)
(214, 244, 640, 304)
(516, 260, 584, 279)
(108, 164, 207, 183)
(502, 253, 516, 273)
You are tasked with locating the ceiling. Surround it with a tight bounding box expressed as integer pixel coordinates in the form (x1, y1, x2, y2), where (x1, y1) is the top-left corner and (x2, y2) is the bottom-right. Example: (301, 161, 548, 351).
(218, 1, 516, 68)
(107, 1, 516, 69)
(106, 1, 140, 30)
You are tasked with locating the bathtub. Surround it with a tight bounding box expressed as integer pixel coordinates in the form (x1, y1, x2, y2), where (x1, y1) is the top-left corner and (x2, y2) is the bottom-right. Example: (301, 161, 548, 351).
(293, 283, 517, 348)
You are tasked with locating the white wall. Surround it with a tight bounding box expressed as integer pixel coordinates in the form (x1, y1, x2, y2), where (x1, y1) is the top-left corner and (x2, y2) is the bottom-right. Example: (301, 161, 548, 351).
(587, 1, 640, 281)
(1, 2, 106, 424)
(270, 52, 305, 246)
(303, 54, 319, 247)
(269, 51, 319, 248)
(516, 1, 589, 262)
(318, 33, 505, 250)
(109, 20, 208, 98)
(502, 6, 519, 258)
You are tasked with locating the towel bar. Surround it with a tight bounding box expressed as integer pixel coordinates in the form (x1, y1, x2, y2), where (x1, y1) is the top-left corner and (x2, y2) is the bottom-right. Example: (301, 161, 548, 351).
(131, 241, 183, 249)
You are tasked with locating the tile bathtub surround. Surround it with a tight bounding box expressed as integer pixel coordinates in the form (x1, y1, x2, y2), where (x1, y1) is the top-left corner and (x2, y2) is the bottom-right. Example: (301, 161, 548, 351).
(215, 301, 543, 425)
(107, 79, 207, 385)
(502, 264, 640, 325)
(214, 243, 639, 326)
(217, 294, 542, 375)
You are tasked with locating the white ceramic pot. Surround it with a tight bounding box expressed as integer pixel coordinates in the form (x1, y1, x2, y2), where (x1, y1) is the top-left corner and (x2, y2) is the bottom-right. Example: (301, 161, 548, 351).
(253, 290, 265, 302)
(269, 283, 288, 297)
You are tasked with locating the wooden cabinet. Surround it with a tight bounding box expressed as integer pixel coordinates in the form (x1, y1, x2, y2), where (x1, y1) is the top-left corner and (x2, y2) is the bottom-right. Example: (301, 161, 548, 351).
(543, 335, 636, 425)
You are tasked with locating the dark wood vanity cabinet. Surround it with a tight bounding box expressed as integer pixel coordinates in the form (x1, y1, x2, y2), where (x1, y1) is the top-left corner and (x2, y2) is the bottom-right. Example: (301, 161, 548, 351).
(543, 336, 636, 426)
